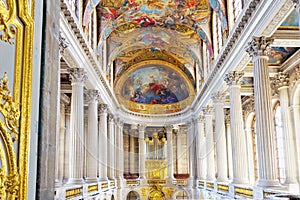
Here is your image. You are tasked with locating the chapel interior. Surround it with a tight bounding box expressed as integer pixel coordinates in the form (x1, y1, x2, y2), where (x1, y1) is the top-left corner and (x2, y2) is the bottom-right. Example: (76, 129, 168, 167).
(1, 0, 300, 199)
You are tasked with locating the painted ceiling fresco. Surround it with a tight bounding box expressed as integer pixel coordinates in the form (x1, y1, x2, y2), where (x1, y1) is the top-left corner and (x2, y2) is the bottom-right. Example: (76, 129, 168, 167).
(98, 0, 227, 114)
(268, 47, 299, 66)
(114, 63, 195, 114)
(279, 9, 299, 29)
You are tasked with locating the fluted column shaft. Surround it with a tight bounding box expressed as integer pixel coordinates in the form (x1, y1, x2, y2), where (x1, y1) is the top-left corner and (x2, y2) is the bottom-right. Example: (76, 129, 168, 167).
(246, 36, 279, 187)
(63, 107, 71, 182)
(225, 115, 233, 180)
(85, 90, 100, 182)
(212, 92, 228, 182)
(203, 106, 215, 181)
(57, 101, 66, 183)
(225, 71, 249, 184)
(67, 68, 87, 184)
(188, 122, 196, 179)
(138, 124, 146, 179)
(119, 122, 124, 179)
(166, 126, 174, 179)
(196, 116, 206, 180)
(129, 125, 137, 175)
(115, 121, 124, 179)
(98, 104, 108, 181)
(274, 73, 298, 185)
(108, 114, 115, 179)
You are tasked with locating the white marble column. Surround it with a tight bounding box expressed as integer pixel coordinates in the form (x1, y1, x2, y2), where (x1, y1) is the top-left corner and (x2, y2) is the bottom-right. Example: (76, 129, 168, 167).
(203, 106, 215, 181)
(85, 89, 100, 182)
(224, 71, 249, 184)
(187, 121, 196, 181)
(246, 36, 279, 187)
(166, 125, 174, 179)
(57, 100, 67, 184)
(245, 127, 255, 184)
(67, 68, 87, 184)
(212, 91, 228, 182)
(130, 125, 137, 175)
(225, 114, 233, 180)
(274, 72, 298, 187)
(63, 106, 71, 182)
(98, 103, 108, 181)
(138, 124, 146, 179)
(115, 120, 124, 180)
(108, 114, 115, 180)
(196, 115, 206, 180)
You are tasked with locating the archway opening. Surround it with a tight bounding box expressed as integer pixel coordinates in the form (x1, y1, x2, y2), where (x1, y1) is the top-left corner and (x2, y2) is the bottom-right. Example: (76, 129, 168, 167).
(127, 191, 140, 200)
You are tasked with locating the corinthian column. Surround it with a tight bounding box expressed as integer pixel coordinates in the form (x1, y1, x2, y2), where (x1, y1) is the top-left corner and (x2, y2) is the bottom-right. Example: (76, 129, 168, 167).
(203, 105, 215, 181)
(246, 36, 279, 187)
(224, 71, 249, 184)
(85, 89, 100, 182)
(138, 124, 146, 179)
(196, 115, 206, 180)
(98, 103, 108, 181)
(273, 72, 298, 188)
(225, 114, 233, 180)
(166, 125, 174, 179)
(67, 68, 87, 184)
(115, 120, 124, 180)
(212, 91, 228, 182)
(108, 114, 115, 180)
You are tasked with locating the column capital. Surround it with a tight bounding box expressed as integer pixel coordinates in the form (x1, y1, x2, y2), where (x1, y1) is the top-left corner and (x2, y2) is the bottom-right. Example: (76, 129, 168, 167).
(165, 125, 173, 133)
(245, 36, 274, 58)
(86, 89, 100, 103)
(273, 72, 289, 89)
(212, 91, 226, 103)
(196, 115, 205, 123)
(108, 113, 114, 122)
(68, 68, 87, 83)
(224, 71, 244, 86)
(202, 105, 213, 115)
(98, 103, 108, 114)
(138, 124, 146, 132)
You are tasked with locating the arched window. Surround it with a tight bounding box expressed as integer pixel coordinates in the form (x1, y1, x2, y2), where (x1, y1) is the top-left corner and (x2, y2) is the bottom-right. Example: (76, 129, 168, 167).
(274, 102, 286, 184)
(174, 190, 189, 199)
(127, 191, 140, 200)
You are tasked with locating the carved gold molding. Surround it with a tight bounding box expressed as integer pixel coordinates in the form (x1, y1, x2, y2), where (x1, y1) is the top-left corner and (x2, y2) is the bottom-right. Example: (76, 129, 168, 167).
(0, 0, 34, 199)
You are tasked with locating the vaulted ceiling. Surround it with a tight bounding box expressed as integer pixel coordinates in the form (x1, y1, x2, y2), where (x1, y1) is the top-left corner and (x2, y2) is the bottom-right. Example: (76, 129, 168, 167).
(69, 0, 300, 115)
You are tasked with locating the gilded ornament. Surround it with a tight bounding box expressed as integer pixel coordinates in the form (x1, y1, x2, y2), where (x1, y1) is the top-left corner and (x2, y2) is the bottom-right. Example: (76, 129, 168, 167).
(0, 0, 17, 44)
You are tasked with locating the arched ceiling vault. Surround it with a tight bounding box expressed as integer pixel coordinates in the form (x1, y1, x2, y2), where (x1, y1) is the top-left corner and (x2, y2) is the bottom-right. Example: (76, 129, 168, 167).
(91, 0, 228, 114)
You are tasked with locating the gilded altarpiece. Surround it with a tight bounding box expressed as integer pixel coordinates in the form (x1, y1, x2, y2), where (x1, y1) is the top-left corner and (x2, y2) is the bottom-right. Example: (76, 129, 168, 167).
(0, 0, 34, 199)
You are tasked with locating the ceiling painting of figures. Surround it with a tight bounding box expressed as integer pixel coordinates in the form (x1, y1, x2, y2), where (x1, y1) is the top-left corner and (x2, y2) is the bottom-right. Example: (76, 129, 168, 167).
(114, 61, 195, 114)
